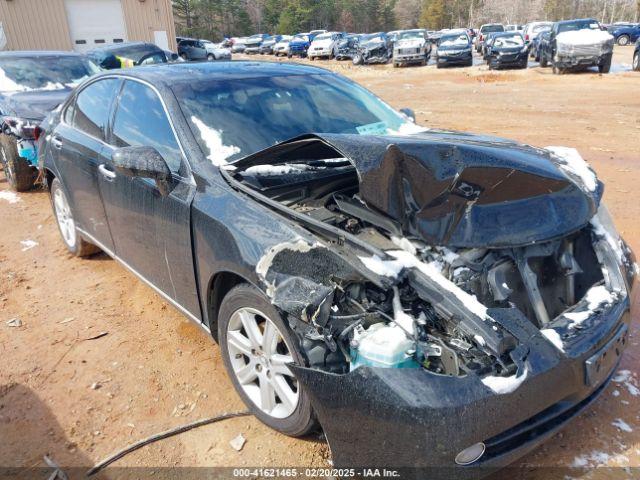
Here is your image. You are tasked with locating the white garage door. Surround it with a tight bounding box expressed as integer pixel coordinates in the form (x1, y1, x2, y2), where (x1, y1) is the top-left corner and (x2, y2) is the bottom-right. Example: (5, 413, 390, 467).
(64, 0, 127, 52)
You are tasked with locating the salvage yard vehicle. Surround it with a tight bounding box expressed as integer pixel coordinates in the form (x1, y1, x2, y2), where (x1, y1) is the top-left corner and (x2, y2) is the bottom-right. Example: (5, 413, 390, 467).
(392, 29, 431, 67)
(334, 34, 361, 60)
(531, 27, 551, 61)
(436, 31, 473, 68)
(87, 42, 175, 69)
(308, 32, 345, 60)
(352, 32, 391, 65)
(273, 36, 293, 56)
(634, 39, 640, 71)
(540, 19, 614, 74)
(610, 22, 640, 46)
(0, 51, 99, 191)
(39, 61, 637, 477)
(231, 37, 248, 53)
(485, 32, 529, 69)
(177, 39, 231, 61)
(244, 34, 270, 54)
(523, 21, 553, 49)
(476, 23, 505, 52)
(260, 35, 286, 55)
(287, 34, 312, 58)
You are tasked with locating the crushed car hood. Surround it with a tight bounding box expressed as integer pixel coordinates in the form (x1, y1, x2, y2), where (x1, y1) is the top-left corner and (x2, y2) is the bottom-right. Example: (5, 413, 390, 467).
(233, 131, 603, 248)
(0, 89, 70, 121)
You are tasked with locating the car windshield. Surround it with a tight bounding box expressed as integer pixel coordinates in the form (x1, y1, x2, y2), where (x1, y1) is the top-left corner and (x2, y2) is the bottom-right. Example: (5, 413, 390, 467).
(174, 73, 422, 164)
(494, 34, 524, 47)
(0, 56, 99, 93)
(293, 35, 309, 42)
(439, 34, 469, 47)
(314, 33, 333, 41)
(399, 31, 424, 40)
(481, 25, 504, 33)
(558, 21, 600, 33)
(532, 24, 552, 33)
(362, 34, 384, 44)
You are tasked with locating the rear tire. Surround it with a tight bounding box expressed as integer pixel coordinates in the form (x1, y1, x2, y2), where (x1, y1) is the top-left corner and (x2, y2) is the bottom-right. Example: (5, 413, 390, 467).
(50, 177, 100, 257)
(633, 52, 640, 71)
(0, 136, 35, 192)
(540, 54, 548, 68)
(218, 284, 317, 437)
(207, 53, 215, 61)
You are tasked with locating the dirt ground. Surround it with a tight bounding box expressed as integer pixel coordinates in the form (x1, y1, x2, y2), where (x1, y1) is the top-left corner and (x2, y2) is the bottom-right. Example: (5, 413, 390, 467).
(1, 46, 639, 479)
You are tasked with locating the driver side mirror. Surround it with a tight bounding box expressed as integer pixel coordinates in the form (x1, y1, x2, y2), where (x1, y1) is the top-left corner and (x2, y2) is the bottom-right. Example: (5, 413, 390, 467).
(112, 146, 173, 196)
(400, 108, 416, 123)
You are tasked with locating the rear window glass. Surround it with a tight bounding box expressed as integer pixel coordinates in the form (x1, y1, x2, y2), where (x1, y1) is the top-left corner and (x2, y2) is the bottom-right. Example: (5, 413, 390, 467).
(0, 56, 99, 93)
(481, 25, 505, 33)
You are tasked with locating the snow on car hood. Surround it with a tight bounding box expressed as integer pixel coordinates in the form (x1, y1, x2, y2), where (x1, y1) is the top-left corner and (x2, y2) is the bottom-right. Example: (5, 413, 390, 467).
(233, 131, 602, 248)
(556, 29, 613, 47)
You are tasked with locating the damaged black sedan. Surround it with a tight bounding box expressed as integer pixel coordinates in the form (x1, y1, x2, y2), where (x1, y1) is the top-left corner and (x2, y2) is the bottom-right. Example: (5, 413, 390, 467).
(39, 62, 637, 478)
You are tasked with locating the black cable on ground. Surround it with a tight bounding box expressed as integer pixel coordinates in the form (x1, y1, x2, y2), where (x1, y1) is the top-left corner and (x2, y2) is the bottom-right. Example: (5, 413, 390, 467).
(86, 410, 251, 477)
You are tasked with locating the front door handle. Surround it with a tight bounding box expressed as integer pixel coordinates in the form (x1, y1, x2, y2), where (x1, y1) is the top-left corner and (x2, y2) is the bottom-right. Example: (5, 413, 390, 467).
(98, 163, 116, 181)
(51, 135, 63, 150)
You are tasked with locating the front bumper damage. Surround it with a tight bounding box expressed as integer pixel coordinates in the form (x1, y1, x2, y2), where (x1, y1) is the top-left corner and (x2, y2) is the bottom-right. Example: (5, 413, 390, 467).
(555, 53, 610, 69)
(437, 50, 473, 65)
(293, 297, 631, 478)
(228, 132, 637, 477)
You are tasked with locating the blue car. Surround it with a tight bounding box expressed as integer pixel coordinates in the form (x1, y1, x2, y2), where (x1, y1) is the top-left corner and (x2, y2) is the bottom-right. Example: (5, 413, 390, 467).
(287, 33, 311, 58)
(611, 23, 640, 46)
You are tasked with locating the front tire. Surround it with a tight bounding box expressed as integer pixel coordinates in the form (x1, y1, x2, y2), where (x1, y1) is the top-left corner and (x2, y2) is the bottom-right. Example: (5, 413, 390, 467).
(218, 284, 317, 437)
(0, 136, 35, 192)
(633, 51, 640, 71)
(207, 53, 215, 61)
(50, 177, 99, 257)
(599, 53, 612, 74)
(617, 35, 630, 46)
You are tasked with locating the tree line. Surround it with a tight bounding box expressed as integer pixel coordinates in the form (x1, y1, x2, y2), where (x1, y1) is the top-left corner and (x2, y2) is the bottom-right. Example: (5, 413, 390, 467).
(173, 0, 640, 40)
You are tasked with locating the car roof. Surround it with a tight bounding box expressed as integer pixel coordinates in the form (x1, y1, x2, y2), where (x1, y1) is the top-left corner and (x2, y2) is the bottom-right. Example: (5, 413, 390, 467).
(87, 41, 159, 53)
(556, 18, 597, 25)
(91, 60, 332, 85)
(0, 50, 86, 58)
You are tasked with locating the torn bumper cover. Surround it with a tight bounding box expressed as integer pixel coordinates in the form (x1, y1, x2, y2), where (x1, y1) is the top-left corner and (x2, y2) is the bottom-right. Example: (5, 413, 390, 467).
(292, 298, 631, 478)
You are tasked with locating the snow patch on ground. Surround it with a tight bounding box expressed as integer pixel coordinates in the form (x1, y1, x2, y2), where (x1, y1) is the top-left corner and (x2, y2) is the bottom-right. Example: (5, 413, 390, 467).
(191, 116, 240, 166)
(481, 367, 528, 395)
(613, 370, 640, 396)
(571, 450, 612, 468)
(541, 328, 564, 352)
(0, 191, 21, 204)
(612, 418, 633, 433)
(20, 240, 38, 251)
(545, 146, 597, 192)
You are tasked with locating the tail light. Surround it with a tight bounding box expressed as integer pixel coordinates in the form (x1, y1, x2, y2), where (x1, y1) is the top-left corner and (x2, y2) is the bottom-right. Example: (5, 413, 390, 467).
(525, 34, 530, 41)
(480, 34, 484, 41)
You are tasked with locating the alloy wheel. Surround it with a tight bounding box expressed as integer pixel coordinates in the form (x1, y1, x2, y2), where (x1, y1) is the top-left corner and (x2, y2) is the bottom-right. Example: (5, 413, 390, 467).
(53, 186, 77, 248)
(226, 307, 299, 419)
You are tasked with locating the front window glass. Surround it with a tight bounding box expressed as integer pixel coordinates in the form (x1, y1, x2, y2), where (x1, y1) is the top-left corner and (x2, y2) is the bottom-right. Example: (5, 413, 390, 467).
(73, 78, 121, 139)
(481, 25, 504, 33)
(0, 56, 99, 93)
(112, 81, 182, 172)
(173, 73, 423, 165)
(439, 34, 470, 47)
(399, 31, 424, 40)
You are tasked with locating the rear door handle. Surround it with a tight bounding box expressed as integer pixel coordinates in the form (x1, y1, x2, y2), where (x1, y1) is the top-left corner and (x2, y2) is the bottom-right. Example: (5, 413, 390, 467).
(98, 163, 116, 181)
(51, 135, 63, 150)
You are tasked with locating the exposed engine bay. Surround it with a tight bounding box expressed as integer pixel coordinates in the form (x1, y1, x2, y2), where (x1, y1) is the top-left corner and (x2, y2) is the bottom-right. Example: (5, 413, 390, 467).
(227, 133, 634, 388)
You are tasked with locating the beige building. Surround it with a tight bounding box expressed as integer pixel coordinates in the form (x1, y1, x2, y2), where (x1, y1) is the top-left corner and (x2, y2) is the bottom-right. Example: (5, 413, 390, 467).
(0, 0, 176, 53)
